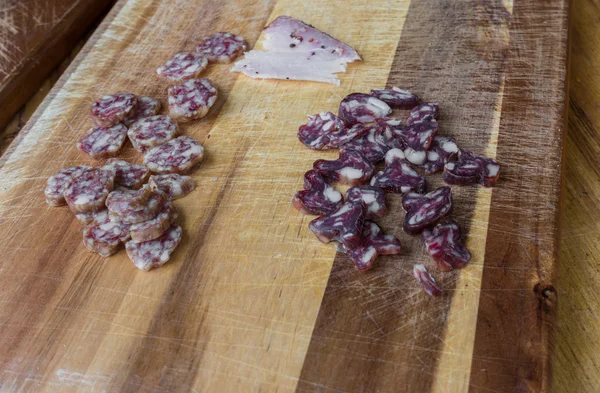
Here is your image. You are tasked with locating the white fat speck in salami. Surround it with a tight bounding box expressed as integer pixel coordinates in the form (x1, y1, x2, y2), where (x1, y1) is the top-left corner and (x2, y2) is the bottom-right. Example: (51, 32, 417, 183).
(370, 149, 426, 194)
(45, 165, 92, 206)
(345, 186, 387, 219)
(64, 168, 114, 213)
(83, 214, 131, 257)
(124, 96, 161, 127)
(148, 174, 196, 200)
(143, 136, 204, 174)
(195, 32, 246, 64)
(77, 123, 128, 158)
(103, 159, 150, 189)
(156, 52, 209, 82)
(129, 201, 178, 242)
(126, 225, 182, 271)
(168, 78, 217, 122)
(127, 115, 178, 153)
(90, 92, 137, 127)
(313, 149, 374, 185)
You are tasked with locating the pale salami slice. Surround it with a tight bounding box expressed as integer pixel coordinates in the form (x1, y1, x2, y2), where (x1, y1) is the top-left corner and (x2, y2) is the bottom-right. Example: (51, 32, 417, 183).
(413, 264, 443, 297)
(313, 149, 374, 185)
(339, 124, 389, 163)
(148, 174, 196, 200)
(126, 224, 182, 271)
(402, 186, 452, 234)
(345, 185, 386, 219)
(421, 136, 458, 175)
(338, 93, 391, 126)
(422, 220, 471, 271)
(443, 149, 500, 187)
(127, 115, 179, 153)
(129, 202, 178, 242)
(370, 87, 419, 109)
(406, 102, 440, 126)
(143, 136, 204, 174)
(308, 200, 365, 250)
(344, 221, 402, 271)
(195, 32, 246, 64)
(90, 92, 137, 127)
(64, 168, 115, 213)
(45, 165, 92, 206)
(75, 209, 110, 226)
(156, 52, 209, 82)
(297, 112, 363, 149)
(77, 124, 128, 158)
(168, 78, 217, 122)
(106, 186, 152, 217)
(124, 96, 162, 127)
(108, 188, 167, 224)
(82, 215, 131, 257)
(292, 169, 343, 215)
(370, 149, 426, 194)
(103, 159, 150, 189)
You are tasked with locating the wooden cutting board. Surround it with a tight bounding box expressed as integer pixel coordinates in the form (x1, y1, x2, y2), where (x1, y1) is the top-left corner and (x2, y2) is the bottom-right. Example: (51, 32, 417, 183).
(0, 0, 568, 392)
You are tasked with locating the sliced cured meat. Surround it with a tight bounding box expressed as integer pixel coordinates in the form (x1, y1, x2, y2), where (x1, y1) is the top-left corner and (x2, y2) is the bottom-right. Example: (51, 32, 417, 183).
(402, 186, 452, 234)
(45, 165, 92, 206)
(413, 264, 443, 297)
(103, 159, 150, 189)
(422, 220, 471, 271)
(339, 124, 389, 163)
(370, 87, 419, 109)
(375, 117, 404, 147)
(156, 52, 208, 82)
(148, 174, 196, 200)
(127, 115, 179, 153)
(64, 168, 115, 213)
(124, 96, 162, 127)
(297, 112, 363, 149)
(344, 221, 402, 271)
(443, 149, 500, 187)
(338, 93, 391, 126)
(313, 149, 374, 185)
(345, 185, 386, 219)
(129, 202, 178, 242)
(392, 121, 438, 151)
(126, 224, 182, 271)
(90, 92, 137, 127)
(406, 102, 440, 126)
(370, 149, 426, 194)
(308, 200, 365, 250)
(143, 136, 204, 174)
(292, 169, 343, 215)
(421, 136, 458, 175)
(75, 209, 109, 226)
(195, 32, 246, 64)
(231, 16, 360, 85)
(108, 188, 167, 224)
(106, 186, 152, 217)
(83, 216, 131, 257)
(168, 78, 217, 122)
(77, 123, 128, 159)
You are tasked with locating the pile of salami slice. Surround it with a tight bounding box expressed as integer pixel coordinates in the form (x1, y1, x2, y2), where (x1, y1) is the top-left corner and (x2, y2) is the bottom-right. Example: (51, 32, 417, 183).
(293, 88, 501, 296)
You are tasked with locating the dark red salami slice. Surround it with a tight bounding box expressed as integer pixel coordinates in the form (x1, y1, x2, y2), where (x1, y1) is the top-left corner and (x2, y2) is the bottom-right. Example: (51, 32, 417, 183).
(127, 115, 179, 153)
(313, 149, 374, 185)
(413, 264, 443, 296)
(422, 220, 471, 271)
(406, 102, 440, 126)
(338, 93, 391, 126)
(297, 112, 363, 149)
(292, 170, 343, 215)
(83, 215, 131, 257)
(308, 200, 365, 250)
(90, 92, 137, 127)
(143, 136, 204, 174)
(45, 165, 92, 206)
(344, 221, 402, 271)
(108, 188, 167, 224)
(402, 186, 452, 234)
(129, 201, 178, 242)
(421, 136, 458, 175)
(339, 124, 389, 163)
(168, 78, 218, 122)
(195, 32, 246, 64)
(393, 121, 438, 151)
(156, 52, 208, 82)
(148, 174, 196, 200)
(125, 224, 182, 271)
(370, 149, 426, 194)
(64, 168, 115, 213)
(124, 96, 161, 127)
(370, 87, 419, 109)
(345, 185, 386, 219)
(443, 149, 500, 187)
(77, 124, 128, 159)
(103, 159, 150, 189)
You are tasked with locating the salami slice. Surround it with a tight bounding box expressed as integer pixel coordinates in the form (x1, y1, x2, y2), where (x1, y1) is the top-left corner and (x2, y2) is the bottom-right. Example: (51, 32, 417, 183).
(82, 215, 131, 257)
(392, 121, 438, 151)
(443, 149, 500, 187)
(45, 165, 92, 206)
(148, 174, 196, 200)
(308, 200, 365, 250)
(77, 124, 128, 158)
(168, 78, 217, 122)
(126, 224, 182, 271)
(406, 102, 440, 126)
(106, 185, 152, 217)
(124, 96, 162, 127)
(422, 220, 471, 271)
(127, 115, 179, 153)
(108, 188, 167, 224)
(413, 264, 443, 297)
(156, 52, 209, 82)
(129, 202, 178, 242)
(370, 87, 419, 109)
(90, 92, 137, 127)
(313, 149, 374, 185)
(402, 186, 452, 234)
(75, 209, 109, 226)
(339, 124, 389, 163)
(297, 112, 363, 150)
(64, 168, 115, 213)
(338, 93, 391, 126)
(421, 136, 458, 175)
(103, 159, 150, 189)
(370, 149, 426, 194)
(345, 185, 386, 219)
(143, 136, 204, 174)
(343, 221, 402, 271)
(292, 169, 343, 215)
(195, 32, 246, 64)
